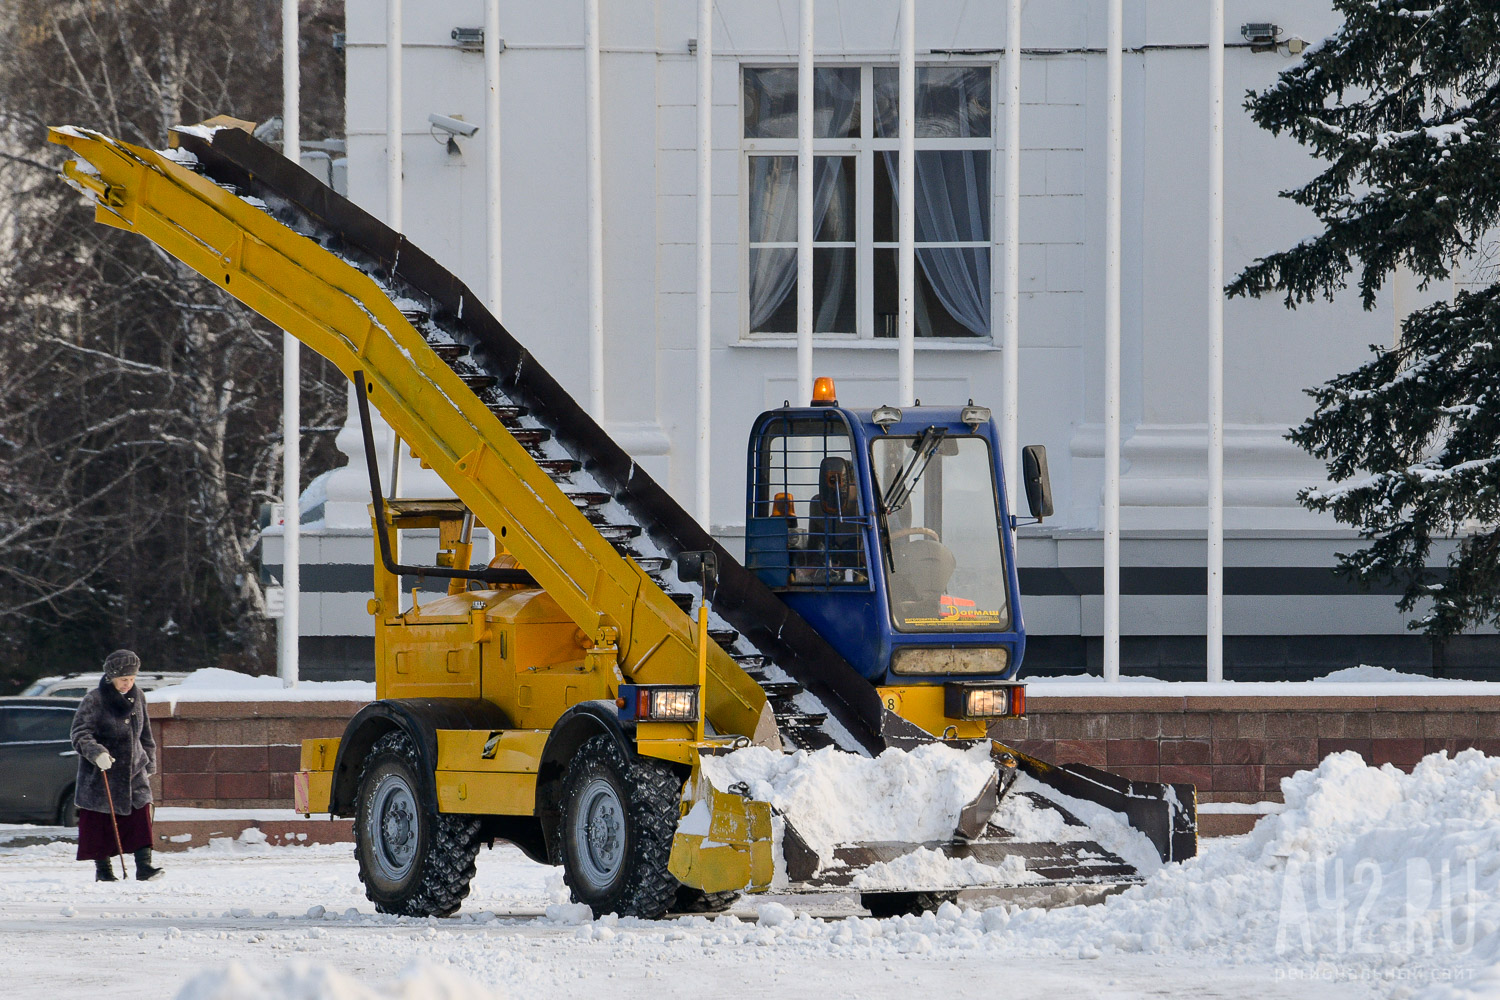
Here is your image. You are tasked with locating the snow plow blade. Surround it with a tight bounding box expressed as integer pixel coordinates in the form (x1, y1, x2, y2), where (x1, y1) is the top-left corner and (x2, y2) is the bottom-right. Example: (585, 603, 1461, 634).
(998, 742, 1198, 865)
(671, 743, 1196, 899)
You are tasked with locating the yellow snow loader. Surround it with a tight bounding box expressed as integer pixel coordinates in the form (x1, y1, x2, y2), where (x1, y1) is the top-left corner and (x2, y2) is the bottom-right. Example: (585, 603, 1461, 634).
(51, 120, 1195, 919)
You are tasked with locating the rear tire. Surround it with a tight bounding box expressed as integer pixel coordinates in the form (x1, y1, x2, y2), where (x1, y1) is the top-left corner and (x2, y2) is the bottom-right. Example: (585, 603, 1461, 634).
(354, 731, 481, 917)
(558, 734, 682, 919)
(861, 890, 958, 918)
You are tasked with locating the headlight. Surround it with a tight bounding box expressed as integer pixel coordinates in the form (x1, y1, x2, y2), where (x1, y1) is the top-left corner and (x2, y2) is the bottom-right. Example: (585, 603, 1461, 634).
(944, 682, 1025, 719)
(618, 684, 699, 722)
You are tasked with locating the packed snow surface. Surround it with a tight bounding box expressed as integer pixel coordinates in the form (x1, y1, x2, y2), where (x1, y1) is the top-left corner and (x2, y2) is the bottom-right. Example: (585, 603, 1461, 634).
(10, 749, 1500, 998)
(699, 742, 995, 857)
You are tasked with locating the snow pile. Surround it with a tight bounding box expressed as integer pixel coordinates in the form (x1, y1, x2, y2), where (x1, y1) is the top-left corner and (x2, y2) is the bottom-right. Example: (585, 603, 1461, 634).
(971, 750, 1500, 980)
(147, 667, 374, 704)
(699, 742, 995, 856)
(1315, 664, 1459, 683)
(849, 847, 1032, 889)
(175, 961, 498, 1000)
(679, 750, 1500, 984)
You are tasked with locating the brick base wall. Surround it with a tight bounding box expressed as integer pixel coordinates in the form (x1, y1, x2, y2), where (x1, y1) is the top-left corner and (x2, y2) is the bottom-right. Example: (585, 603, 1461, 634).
(148, 700, 364, 810)
(149, 696, 1500, 834)
(990, 695, 1500, 807)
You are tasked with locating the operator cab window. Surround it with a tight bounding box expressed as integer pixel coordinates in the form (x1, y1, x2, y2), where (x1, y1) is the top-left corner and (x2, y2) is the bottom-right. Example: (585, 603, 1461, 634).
(872, 434, 1009, 631)
(748, 413, 870, 589)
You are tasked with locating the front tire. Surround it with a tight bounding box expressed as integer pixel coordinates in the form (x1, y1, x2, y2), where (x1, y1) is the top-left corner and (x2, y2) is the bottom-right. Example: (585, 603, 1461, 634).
(558, 734, 683, 919)
(354, 731, 481, 917)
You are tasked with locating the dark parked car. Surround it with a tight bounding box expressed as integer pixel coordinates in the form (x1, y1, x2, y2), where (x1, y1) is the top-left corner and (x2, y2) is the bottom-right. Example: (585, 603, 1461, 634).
(0, 697, 82, 826)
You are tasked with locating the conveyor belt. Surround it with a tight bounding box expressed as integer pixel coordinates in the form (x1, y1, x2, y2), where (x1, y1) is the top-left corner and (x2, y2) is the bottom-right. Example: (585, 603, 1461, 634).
(175, 125, 891, 754)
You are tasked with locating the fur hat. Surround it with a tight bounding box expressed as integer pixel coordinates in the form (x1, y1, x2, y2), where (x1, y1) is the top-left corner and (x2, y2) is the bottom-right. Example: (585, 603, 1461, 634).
(102, 649, 141, 679)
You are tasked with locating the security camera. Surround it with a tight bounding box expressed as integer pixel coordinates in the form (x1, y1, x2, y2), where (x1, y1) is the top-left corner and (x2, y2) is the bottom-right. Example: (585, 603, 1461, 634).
(428, 113, 479, 138)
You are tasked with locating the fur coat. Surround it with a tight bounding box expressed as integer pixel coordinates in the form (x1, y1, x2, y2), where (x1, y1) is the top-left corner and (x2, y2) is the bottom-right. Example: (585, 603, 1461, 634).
(71, 677, 156, 815)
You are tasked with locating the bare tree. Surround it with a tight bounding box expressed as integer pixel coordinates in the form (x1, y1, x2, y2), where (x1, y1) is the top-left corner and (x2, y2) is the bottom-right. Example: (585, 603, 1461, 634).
(0, 0, 346, 688)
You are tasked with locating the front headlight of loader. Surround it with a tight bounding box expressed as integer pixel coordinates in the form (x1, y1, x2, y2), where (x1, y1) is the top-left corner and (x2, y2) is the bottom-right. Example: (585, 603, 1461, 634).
(944, 682, 1026, 720)
(617, 684, 700, 723)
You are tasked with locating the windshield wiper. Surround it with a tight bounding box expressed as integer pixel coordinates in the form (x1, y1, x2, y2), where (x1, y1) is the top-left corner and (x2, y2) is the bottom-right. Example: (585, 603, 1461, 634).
(882, 427, 946, 515)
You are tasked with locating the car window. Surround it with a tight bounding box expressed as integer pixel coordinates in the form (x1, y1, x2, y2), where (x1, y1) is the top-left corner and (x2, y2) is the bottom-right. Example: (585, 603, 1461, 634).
(47, 687, 89, 699)
(3, 708, 74, 743)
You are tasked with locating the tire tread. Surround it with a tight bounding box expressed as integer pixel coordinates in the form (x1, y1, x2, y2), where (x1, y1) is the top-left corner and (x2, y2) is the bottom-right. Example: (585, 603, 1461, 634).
(559, 734, 682, 919)
(355, 731, 482, 917)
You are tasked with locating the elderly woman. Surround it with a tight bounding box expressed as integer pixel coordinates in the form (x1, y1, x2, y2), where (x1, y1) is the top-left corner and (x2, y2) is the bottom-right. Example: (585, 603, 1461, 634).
(70, 650, 164, 882)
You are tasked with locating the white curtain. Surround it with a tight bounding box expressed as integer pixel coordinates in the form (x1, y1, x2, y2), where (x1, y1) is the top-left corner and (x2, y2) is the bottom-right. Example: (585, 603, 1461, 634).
(748, 72, 860, 331)
(883, 150, 991, 337)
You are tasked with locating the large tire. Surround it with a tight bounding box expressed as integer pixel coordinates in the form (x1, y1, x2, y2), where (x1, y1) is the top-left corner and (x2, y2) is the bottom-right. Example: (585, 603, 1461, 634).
(354, 731, 481, 917)
(558, 734, 683, 919)
(861, 890, 959, 919)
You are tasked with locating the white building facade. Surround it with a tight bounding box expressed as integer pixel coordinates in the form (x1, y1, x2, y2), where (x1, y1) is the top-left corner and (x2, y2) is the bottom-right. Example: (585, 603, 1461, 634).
(263, 0, 1495, 680)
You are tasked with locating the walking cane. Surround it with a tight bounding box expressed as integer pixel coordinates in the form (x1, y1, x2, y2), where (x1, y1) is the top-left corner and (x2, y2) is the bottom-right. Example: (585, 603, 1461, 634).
(98, 759, 127, 880)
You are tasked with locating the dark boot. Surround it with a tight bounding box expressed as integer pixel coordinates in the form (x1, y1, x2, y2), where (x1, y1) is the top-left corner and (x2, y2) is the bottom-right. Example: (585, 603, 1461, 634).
(133, 847, 164, 882)
(94, 857, 118, 882)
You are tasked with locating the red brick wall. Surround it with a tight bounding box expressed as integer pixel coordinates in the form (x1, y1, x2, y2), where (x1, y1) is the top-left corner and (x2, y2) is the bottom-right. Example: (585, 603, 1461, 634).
(149, 696, 1500, 819)
(990, 695, 1500, 808)
(148, 701, 364, 809)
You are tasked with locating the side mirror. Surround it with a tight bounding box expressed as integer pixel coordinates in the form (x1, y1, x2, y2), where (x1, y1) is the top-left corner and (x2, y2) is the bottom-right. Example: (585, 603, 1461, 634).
(1021, 445, 1054, 522)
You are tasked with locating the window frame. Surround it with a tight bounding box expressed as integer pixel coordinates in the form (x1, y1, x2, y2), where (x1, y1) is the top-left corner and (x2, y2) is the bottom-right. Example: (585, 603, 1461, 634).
(739, 61, 999, 345)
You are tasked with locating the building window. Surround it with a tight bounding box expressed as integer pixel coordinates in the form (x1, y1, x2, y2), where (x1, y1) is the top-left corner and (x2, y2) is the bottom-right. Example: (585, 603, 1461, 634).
(742, 64, 993, 341)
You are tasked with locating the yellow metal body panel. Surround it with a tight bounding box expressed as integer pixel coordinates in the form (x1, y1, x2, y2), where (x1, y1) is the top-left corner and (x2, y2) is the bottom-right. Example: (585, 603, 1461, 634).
(877, 685, 990, 739)
(301, 738, 341, 773)
(434, 729, 548, 773)
(634, 723, 734, 766)
(49, 125, 775, 748)
(432, 730, 548, 816)
(436, 772, 537, 815)
(668, 768, 774, 893)
(294, 770, 333, 816)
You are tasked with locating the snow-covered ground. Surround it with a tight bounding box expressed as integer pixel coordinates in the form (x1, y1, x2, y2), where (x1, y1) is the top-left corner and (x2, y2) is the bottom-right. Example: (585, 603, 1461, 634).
(5, 750, 1496, 1000)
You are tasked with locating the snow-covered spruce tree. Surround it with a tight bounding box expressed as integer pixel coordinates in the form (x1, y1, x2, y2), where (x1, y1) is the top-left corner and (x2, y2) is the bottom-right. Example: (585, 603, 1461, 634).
(1228, 1, 1500, 640)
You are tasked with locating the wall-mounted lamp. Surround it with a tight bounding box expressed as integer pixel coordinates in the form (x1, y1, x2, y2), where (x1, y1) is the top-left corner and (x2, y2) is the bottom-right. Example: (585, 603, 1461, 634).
(1241, 22, 1307, 56)
(451, 27, 485, 51)
(451, 27, 505, 53)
